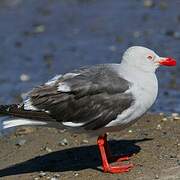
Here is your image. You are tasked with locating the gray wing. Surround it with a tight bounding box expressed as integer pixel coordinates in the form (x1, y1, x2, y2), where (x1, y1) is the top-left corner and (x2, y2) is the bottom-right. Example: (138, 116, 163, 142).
(28, 64, 134, 130)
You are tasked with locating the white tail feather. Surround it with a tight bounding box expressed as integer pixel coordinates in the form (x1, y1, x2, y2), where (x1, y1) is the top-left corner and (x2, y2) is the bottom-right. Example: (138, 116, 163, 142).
(0, 116, 47, 130)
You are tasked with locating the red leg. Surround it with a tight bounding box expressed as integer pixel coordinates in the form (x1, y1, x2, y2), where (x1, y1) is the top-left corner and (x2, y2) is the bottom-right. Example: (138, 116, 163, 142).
(102, 134, 131, 162)
(97, 134, 134, 173)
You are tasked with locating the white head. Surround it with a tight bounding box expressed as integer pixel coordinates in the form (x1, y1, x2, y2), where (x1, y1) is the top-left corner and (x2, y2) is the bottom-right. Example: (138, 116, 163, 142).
(121, 46, 176, 73)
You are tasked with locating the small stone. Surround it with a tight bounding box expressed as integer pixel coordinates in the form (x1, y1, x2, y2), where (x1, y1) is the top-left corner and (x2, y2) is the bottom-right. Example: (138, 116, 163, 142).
(59, 129, 66, 133)
(82, 139, 89, 144)
(34, 24, 45, 33)
(109, 45, 117, 52)
(172, 113, 179, 117)
(20, 74, 30, 82)
(155, 174, 159, 179)
(156, 124, 162, 130)
(46, 147, 52, 153)
(170, 154, 177, 159)
(162, 117, 168, 122)
(51, 178, 58, 180)
(59, 138, 68, 146)
(173, 116, 180, 120)
(41, 146, 52, 153)
(162, 131, 167, 135)
(34, 178, 40, 180)
(171, 113, 180, 120)
(143, 0, 155, 8)
(15, 139, 26, 146)
(54, 173, 60, 177)
(128, 130, 133, 133)
(39, 171, 46, 177)
(74, 173, 79, 176)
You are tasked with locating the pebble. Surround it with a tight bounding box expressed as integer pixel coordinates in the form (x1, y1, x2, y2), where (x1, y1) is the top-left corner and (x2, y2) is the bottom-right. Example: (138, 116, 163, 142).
(82, 139, 89, 144)
(41, 146, 53, 153)
(162, 117, 168, 122)
(143, 0, 155, 8)
(34, 24, 45, 33)
(156, 124, 162, 130)
(46, 147, 52, 153)
(34, 178, 40, 180)
(74, 173, 79, 177)
(20, 74, 30, 82)
(171, 113, 180, 120)
(165, 30, 180, 39)
(54, 173, 60, 177)
(51, 178, 58, 180)
(173, 116, 180, 120)
(172, 113, 179, 117)
(59, 129, 66, 133)
(170, 154, 177, 159)
(15, 139, 26, 146)
(128, 130, 133, 133)
(39, 171, 46, 177)
(155, 174, 159, 179)
(59, 138, 68, 146)
(109, 45, 117, 52)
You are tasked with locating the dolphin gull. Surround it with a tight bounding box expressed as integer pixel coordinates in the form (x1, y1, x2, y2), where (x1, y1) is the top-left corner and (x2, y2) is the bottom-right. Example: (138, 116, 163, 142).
(0, 46, 176, 173)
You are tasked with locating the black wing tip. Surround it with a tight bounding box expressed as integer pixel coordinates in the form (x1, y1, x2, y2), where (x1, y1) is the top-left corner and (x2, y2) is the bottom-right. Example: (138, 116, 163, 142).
(0, 104, 20, 114)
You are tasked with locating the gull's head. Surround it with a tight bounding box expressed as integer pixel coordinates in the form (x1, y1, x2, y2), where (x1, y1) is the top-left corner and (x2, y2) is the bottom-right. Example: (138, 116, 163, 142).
(122, 46, 176, 73)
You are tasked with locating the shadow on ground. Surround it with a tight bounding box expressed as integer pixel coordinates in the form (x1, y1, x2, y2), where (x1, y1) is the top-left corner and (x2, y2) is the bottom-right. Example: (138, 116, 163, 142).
(0, 138, 152, 177)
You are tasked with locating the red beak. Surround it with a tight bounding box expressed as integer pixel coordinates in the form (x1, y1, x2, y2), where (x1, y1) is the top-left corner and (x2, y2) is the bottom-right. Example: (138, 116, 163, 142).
(159, 57, 176, 66)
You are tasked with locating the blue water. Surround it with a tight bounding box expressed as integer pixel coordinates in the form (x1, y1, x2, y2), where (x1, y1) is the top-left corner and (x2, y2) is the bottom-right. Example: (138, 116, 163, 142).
(0, 0, 179, 113)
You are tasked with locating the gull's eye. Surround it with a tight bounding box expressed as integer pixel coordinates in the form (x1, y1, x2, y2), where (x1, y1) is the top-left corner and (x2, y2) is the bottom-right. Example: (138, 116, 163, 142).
(147, 55, 153, 60)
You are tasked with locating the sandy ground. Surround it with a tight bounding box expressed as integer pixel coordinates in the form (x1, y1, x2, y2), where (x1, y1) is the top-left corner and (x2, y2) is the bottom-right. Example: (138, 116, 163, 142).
(0, 114, 180, 180)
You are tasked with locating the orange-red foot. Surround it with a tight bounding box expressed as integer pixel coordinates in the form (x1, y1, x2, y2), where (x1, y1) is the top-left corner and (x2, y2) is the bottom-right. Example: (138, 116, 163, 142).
(103, 163, 134, 173)
(110, 155, 130, 162)
(97, 134, 135, 174)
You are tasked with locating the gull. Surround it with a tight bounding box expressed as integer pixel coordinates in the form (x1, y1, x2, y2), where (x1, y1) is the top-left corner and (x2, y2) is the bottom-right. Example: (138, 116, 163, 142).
(0, 46, 176, 173)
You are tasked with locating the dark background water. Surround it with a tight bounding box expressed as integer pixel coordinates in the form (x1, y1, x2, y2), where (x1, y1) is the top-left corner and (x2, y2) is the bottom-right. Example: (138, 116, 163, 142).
(0, 0, 179, 113)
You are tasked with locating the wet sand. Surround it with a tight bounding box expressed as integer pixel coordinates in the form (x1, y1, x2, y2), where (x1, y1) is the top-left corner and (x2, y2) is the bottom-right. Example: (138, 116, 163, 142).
(0, 113, 180, 180)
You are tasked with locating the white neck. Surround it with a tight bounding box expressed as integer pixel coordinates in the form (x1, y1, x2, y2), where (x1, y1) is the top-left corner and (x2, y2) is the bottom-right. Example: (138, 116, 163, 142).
(121, 63, 158, 111)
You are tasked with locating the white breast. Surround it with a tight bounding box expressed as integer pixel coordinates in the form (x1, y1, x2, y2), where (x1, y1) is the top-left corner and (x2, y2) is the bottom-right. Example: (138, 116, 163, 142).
(106, 66, 158, 127)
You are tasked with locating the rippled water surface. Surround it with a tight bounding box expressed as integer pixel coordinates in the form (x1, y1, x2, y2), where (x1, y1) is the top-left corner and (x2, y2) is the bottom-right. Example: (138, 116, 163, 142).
(0, 0, 179, 113)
